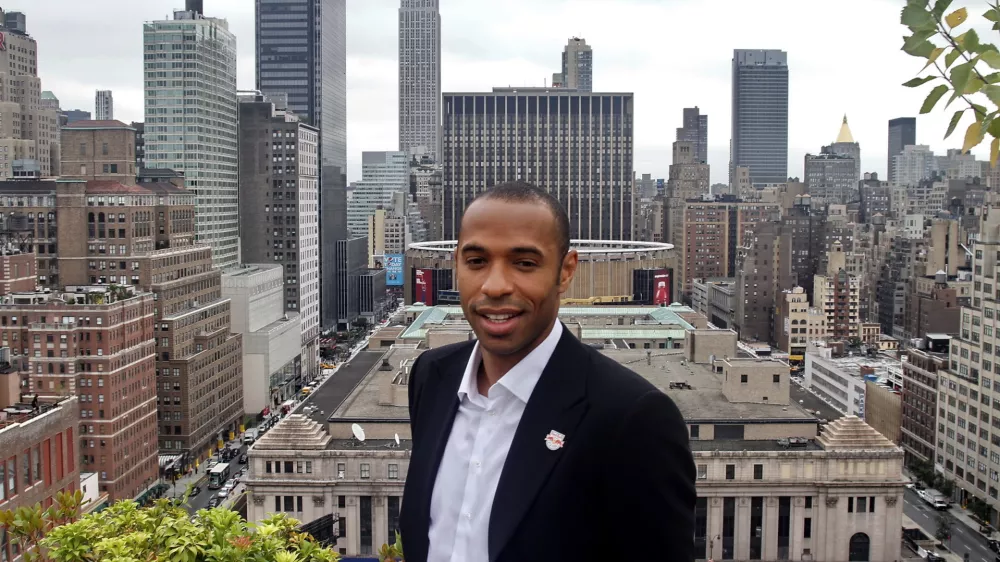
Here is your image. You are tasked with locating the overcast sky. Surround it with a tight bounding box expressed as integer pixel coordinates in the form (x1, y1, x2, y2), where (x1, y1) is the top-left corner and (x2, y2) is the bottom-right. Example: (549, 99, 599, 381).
(3, 0, 990, 184)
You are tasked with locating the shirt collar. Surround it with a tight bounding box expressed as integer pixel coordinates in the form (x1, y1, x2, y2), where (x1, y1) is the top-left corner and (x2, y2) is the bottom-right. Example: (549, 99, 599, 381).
(457, 320, 564, 404)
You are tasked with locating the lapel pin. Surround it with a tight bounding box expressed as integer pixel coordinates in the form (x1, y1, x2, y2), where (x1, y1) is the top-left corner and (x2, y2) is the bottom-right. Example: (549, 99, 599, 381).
(544, 430, 565, 451)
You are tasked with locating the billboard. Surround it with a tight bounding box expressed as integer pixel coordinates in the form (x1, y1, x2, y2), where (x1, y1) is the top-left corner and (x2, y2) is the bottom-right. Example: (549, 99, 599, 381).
(384, 254, 403, 287)
(414, 268, 434, 304)
(653, 269, 671, 305)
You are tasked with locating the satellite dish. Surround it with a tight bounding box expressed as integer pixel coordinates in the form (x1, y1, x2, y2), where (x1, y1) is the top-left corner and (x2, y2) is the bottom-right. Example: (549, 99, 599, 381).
(394, 433, 400, 446)
(352, 423, 366, 442)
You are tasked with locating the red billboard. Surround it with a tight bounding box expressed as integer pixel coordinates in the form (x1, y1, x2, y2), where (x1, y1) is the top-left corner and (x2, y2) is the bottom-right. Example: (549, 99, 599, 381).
(414, 268, 434, 304)
(653, 269, 671, 305)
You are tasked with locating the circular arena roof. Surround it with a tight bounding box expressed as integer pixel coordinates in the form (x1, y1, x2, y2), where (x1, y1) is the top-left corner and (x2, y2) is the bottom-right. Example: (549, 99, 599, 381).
(407, 239, 674, 255)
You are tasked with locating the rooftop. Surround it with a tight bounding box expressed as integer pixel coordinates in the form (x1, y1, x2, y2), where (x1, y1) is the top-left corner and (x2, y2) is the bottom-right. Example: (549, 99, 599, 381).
(400, 304, 698, 341)
(331, 346, 421, 421)
(609, 350, 817, 423)
(807, 349, 902, 378)
(62, 120, 134, 130)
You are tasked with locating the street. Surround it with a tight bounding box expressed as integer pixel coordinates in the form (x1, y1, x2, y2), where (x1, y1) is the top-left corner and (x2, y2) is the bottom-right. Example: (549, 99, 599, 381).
(903, 488, 995, 562)
(178, 442, 250, 513)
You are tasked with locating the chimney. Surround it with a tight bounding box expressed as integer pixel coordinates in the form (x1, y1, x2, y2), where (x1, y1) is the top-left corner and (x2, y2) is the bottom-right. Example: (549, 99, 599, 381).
(186, 0, 203, 16)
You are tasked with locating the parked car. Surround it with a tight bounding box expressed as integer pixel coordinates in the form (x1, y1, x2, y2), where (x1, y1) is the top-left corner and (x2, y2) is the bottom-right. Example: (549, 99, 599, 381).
(207, 498, 220, 508)
(239, 453, 248, 464)
(988, 538, 1000, 553)
(217, 487, 231, 499)
(188, 485, 201, 497)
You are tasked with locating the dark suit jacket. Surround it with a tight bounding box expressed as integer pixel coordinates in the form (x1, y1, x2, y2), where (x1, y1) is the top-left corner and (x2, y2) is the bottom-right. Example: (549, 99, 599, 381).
(400, 325, 696, 562)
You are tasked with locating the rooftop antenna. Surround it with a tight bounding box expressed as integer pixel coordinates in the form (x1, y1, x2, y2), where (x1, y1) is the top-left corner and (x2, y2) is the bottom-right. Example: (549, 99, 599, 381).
(394, 433, 400, 447)
(351, 423, 366, 443)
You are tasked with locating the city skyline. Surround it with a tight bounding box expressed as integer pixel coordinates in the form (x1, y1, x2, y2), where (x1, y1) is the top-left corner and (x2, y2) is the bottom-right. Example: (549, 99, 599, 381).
(3, 0, 993, 186)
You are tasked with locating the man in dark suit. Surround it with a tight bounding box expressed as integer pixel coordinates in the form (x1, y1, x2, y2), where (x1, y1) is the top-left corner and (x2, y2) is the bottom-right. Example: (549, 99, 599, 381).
(400, 182, 696, 562)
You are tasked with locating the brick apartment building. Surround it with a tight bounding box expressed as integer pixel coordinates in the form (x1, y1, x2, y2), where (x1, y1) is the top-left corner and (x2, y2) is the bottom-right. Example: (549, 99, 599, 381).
(0, 395, 80, 559)
(0, 120, 243, 479)
(0, 283, 157, 501)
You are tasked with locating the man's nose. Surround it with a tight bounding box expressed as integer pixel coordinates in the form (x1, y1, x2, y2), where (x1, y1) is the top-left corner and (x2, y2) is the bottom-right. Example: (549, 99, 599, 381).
(481, 264, 513, 297)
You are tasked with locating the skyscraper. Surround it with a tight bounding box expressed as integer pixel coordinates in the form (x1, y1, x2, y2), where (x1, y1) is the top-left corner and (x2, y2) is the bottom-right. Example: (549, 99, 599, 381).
(677, 107, 708, 164)
(827, 115, 861, 181)
(143, 4, 239, 268)
(398, 0, 441, 160)
(887, 117, 917, 184)
(442, 88, 633, 240)
(730, 49, 789, 186)
(552, 37, 593, 92)
(348, 151, 410, 237)
(95, 89, 113, 120)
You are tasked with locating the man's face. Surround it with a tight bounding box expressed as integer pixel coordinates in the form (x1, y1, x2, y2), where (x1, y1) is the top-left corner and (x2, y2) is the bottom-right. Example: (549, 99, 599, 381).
(456, 198, 578, 359)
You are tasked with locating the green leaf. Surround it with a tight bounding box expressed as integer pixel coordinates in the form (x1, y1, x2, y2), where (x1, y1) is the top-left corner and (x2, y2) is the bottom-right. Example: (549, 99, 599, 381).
(946, 7, 968, 28)
(985, 85, 1000, 106)
(951, 59, 976, 95)
(985, 8, 999, 22)
(988, 116, 1000, 138)
(982, 50, 1000, 69)
(991, 137, 1000, 167)
(902, 4, 936, 29)
(945, 48, 963, 68)
(963, 120, 985, 153)
(933, 0, 954, 18)
(921, 84, 950, 114)
(946, 109, 966, 138)
(957, 29, 981, 52)
(903, 32, 937, 58)
(965, 75, 986, 95)
(903, 75, 938, 87)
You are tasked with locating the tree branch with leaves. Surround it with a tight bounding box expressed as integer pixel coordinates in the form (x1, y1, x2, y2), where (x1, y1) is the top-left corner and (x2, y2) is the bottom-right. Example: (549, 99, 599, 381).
(901, 0, 1000, 163)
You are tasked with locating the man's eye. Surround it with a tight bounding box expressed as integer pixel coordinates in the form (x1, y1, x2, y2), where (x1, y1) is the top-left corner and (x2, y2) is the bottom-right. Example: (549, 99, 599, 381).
(516, 261, 538, 268)
(466, 258, 485, 266)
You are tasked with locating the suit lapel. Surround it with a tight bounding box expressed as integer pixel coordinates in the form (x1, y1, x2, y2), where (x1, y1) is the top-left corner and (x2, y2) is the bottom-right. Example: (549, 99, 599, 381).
(488, 328, 590, 562)
(411, 343, 471, 539)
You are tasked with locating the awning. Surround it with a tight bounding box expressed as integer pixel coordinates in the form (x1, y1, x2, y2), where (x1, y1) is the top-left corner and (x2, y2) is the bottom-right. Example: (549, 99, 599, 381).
(158, 454, 182, 469)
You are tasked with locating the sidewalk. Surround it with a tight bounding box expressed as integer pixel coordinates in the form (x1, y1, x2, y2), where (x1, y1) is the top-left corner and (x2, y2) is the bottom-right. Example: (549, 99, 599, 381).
(903, 468, 991, 535)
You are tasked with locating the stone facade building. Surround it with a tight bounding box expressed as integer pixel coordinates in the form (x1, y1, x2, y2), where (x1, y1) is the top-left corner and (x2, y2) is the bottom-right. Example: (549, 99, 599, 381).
(247, 308, 904, 560)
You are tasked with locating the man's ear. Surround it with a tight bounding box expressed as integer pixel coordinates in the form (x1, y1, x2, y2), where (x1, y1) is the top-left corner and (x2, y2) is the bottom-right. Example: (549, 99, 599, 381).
(558, 250, 579, 293)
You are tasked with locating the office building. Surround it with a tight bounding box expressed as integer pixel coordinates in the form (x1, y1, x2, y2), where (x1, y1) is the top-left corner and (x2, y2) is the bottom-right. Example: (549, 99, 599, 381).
(398, 0, 441, 160)
(887, 118, 916, 184)
(730, 49, 788, 186)
(143, 4, 239, 268)
(442, 88, 634, 240)
(94, 90, 113, 121)
(552, 37, 592, 92)
(40, 90, 59, 111)
(247, 310, 904, 561)
(238, 96, 321, 378)
(891, 144, 936, 187)
(0, 8, 60, 179)
(859, 173, 891, 222)
(367, 194, 407, 268)
(680, 197, 778, 299)
(62, 110, 90, 125)
(812, 242, 860, 340)
(348, 151, 409, 238)
(804, 148, 857, 206)
(804, 345, 902, 418)
(663, 141, 710, 248)
(900, 334, 950, 466)
(132, 122, 145, 170)
(221, 264, 302, 414)
(677, 107, 708, 164)
(826, 115, 861, 181)
(734, 222, 778, 342)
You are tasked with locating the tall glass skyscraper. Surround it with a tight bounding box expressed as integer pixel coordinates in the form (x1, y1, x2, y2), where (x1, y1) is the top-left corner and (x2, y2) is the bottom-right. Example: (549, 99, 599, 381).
(398, 0, 441, 161)
(143, 5, 239, 268)
(730, 49, 789, 187)
(887, 117, 916, 184)
(255, 0, 346, 329)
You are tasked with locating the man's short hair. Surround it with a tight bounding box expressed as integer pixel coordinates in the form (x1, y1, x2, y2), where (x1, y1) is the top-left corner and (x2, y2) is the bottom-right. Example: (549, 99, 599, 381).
(463, 181, 571, 257)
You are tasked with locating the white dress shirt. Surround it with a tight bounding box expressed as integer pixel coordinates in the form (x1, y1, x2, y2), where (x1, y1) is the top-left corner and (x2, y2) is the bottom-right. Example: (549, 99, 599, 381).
(426, 321, 563, 562)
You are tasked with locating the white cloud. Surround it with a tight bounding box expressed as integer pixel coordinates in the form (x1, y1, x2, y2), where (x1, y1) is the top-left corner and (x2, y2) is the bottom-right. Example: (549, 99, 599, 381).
(2, 0, 992, 185)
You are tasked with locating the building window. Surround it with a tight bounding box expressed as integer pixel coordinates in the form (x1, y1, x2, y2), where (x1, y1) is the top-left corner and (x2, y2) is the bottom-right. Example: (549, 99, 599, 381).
(337, 463, 345, 478)
(360, 463, 370, 479)
(305, 461, 312, 474)
(690, 425, 700, 439)
(805, 496, 813, 509)
(697, 464, 707, 480)
(803, 517, 812, 538)
(753, 464, 763, 479)
(265, 462, 272, 474)
(848, 497, 854, 512)
(741, 375, 748, 384)
(773, 374, 781, 383)
(388, 464, 398, 479)
(101, 143, 108, 156)
(725, 464, 735, 480)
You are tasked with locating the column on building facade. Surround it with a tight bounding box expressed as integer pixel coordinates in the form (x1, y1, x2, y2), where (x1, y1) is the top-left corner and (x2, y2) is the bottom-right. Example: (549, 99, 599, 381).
(763, 496, 779, 560)
(373, 495, 388, 553)
(815, 492, 837, 562)
(735, 497, 751, 560)
(706, 497, 724, 561)
(345, 496, 360, 556)
(788, 497, 805, 561)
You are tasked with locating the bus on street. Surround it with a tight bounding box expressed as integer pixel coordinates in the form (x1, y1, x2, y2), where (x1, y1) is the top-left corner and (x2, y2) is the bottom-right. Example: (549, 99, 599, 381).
(208, 462, 231, 489)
